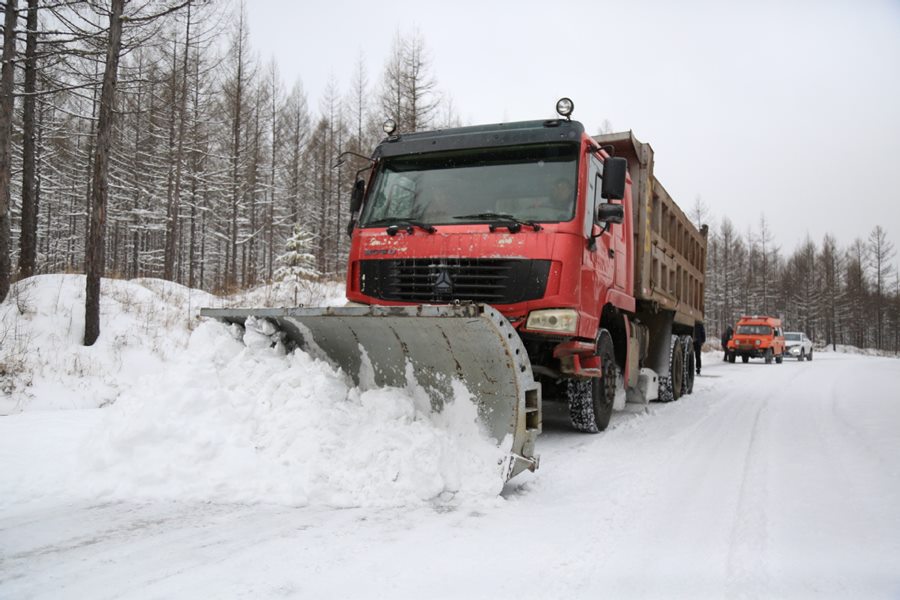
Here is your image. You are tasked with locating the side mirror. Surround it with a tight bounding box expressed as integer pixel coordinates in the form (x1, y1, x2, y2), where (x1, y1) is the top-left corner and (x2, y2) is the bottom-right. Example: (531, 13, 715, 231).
(349, 180, 365, 213)
(597, 203, 624, 224)
(346, 180, 366, 237)
(601, 156, 627, 200)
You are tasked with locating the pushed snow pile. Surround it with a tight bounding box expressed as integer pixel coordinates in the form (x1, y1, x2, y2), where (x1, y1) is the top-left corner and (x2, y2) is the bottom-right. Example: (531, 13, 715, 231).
(2, 275, 506, 506)
(82, 321, 507, 506)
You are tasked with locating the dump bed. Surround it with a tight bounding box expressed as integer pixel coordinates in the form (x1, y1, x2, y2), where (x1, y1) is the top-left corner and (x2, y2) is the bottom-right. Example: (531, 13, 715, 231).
(594, 131, 707, 328)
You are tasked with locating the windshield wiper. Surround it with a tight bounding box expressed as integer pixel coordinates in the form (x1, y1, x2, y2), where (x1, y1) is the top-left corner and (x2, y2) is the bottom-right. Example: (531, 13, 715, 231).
(452, 212, 542, 233)
(365, 217, 437, 235)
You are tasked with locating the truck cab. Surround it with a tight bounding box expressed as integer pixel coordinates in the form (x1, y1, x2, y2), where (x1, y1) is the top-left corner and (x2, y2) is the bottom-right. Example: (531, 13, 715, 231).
(342, 101, 705, 434)
(347, 119, 630, 359)
(344, 113, 637, 430)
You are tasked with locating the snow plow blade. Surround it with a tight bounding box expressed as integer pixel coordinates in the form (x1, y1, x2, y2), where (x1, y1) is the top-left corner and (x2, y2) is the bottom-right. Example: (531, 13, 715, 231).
(199, 303, 541, 480)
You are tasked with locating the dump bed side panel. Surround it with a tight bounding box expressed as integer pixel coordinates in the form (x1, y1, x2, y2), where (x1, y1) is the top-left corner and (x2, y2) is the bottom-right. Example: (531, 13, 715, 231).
(594, 131, 707, 328)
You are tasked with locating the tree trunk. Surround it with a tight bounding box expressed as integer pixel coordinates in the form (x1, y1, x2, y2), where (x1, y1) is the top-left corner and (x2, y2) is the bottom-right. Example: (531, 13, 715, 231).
(228, 10, 245, 289)
(0, 0, 18, 302)
(84, 0, 125, 346)
(17, 0, 38, 279)
(268, 67, 277, 282)
(164, 4, 191, 282)
(163, 37, 178, 280)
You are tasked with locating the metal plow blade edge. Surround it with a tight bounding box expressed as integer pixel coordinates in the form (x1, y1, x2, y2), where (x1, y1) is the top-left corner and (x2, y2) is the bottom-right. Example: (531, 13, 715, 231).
(199, 303, 541, 481)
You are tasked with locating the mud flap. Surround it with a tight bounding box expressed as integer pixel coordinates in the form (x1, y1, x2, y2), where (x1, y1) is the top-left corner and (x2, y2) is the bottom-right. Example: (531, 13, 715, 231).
(200, 303, 541, 481)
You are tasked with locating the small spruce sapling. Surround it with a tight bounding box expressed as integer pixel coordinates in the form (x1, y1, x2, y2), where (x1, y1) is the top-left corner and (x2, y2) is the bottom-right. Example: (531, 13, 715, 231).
(273, 225, 320, 305)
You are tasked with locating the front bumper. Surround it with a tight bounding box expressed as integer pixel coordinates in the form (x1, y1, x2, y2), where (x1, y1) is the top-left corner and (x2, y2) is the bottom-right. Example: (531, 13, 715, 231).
(731, 344, 767, 358)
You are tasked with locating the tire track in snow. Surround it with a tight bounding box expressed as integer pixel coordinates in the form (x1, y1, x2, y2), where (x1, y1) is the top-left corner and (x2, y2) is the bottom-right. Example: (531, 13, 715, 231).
(724, 396, 770, 598)
(525, 362, 779, 597)
(0, 501, 367, 599)
(824, 357, 900, 473)
(814, 358, 900, 553)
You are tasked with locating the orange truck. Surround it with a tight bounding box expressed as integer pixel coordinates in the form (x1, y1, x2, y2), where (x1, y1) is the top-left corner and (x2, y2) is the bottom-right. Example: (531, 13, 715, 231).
(726, 316, 785, 364)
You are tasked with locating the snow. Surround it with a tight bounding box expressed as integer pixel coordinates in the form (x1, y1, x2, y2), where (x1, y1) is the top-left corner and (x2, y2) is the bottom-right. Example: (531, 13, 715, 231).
(2, 275, 900, 598)
(1, 276, 503, 509)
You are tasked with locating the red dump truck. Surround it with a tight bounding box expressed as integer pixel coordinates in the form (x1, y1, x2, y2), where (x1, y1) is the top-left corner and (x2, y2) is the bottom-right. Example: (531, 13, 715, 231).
(203, 99, 707, 481)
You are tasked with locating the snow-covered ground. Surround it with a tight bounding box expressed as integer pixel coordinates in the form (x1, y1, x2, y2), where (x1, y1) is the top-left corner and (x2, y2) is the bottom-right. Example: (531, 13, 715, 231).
(2, 276, 899, 598)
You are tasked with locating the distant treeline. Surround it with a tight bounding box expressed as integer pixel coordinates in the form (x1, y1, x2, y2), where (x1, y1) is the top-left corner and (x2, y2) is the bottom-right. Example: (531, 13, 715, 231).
(700, 210, 898, 353)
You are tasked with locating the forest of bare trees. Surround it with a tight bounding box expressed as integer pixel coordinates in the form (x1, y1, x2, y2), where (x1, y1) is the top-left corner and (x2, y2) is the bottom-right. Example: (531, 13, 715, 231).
(1, 1, 898, 352)
(0, 1, 454, 305)
(697, 202, 899, 353)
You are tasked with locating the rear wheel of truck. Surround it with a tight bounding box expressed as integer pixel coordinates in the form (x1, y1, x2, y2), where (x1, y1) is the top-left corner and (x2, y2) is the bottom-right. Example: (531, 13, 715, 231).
(682, 335, 695, 395)
(775, 352, 783, 364)
(765, 348, 773, 364)
(567, 334, 616, 433)
(741, 354, 749, 363)
(657, 336, 684, 403)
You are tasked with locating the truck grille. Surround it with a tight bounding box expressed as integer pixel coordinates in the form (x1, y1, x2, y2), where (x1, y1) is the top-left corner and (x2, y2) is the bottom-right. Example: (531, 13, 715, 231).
(359, 258, 551, 304)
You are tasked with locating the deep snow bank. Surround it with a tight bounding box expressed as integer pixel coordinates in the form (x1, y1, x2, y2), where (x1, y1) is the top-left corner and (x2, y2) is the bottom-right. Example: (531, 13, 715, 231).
(1, 275, 214, 414)
(2, 275, 506, 507)
(821, 344, 900, 358)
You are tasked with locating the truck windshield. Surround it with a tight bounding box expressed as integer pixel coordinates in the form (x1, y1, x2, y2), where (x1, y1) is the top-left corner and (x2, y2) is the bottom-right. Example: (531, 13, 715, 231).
(737, 325, 773, 336)
(360, 143, 579, 226)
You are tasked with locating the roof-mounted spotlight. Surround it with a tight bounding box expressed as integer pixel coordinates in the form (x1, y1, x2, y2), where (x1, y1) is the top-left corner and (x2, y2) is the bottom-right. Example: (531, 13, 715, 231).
(383, 119, 397, 136)
(556, 97, 574, 120)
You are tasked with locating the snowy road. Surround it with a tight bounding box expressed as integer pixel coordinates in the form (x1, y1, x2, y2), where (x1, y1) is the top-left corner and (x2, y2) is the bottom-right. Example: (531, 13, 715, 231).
(2, 352, 900, 599)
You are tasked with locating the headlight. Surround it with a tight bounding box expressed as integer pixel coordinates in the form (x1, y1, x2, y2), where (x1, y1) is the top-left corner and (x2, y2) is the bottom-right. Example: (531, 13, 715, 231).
(755, 339, 761, 346)
(526, 309, 578, 334)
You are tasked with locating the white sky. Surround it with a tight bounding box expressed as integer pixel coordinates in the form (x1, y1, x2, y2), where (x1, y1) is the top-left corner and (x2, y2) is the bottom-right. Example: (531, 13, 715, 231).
(245, 0, 900, 260)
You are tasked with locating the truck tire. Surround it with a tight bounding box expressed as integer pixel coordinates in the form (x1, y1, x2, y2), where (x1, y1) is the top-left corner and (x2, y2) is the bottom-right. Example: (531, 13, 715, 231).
(775, 352, 783, 364)
(682, 335, 695, 395)
(567, 333, 616, 433)
(741, 354, 749, 363)
(765, 348, 773, 364)
(728, 352, 736, 363)
(657, 336, 684, 403)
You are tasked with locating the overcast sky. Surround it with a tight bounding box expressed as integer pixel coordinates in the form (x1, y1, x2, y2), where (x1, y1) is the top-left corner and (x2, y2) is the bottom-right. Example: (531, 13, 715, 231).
(245, 0, 900, 260)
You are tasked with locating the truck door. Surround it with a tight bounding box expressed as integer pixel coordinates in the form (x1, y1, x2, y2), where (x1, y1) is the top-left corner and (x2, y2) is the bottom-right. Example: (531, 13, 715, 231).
(585, 155, 615, 295)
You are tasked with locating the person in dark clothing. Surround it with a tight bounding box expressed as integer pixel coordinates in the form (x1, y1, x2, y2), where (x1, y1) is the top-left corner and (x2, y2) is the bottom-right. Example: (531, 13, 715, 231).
(693, 321, 706, 375)
(721, 325, 734, 361)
